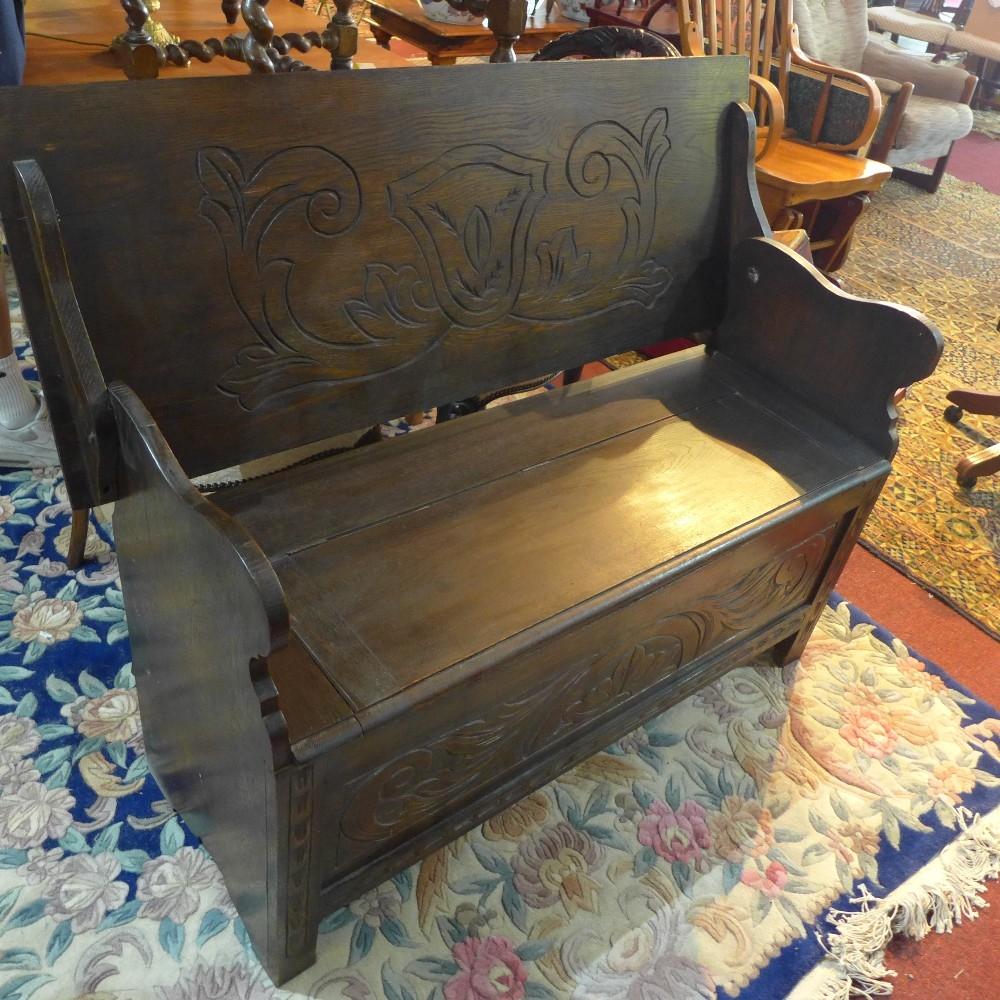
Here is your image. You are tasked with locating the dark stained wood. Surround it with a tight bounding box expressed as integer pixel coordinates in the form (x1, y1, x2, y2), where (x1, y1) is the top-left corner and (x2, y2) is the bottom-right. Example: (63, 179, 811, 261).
(276, 377, 870, 709)
(0, 54, 942, 987)
(67, 509, 90, 570)
(1, 57, 751, 506)
(11, 161, 116, 508)
(109, 381, 346, 983)
(710, 237, 943, 458)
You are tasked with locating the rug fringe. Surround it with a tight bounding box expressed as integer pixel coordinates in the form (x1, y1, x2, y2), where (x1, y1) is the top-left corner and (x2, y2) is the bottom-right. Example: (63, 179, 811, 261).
(815, 805, 1000, 997)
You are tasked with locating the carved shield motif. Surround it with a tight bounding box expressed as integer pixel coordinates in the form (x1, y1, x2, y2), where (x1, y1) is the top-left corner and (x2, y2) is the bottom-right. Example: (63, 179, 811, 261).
(387, 144, 549, 328)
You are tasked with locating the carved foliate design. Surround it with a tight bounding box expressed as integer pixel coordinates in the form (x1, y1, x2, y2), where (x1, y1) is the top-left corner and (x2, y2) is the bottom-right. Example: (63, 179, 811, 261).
(339, 530, 833, 847)
(199, 109, 675, 409)
(197, 146, 363, 409)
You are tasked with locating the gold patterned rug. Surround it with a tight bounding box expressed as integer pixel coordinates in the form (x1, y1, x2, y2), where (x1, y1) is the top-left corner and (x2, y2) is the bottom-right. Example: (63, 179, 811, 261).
(838, 176, 1000, 639)
(972, 109, 1000, 142)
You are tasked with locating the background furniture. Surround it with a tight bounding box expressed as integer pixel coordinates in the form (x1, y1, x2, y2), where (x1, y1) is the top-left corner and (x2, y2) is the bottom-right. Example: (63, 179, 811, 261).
(111, 0, 361, 77)
(945, 376, 1000, 488)
(1, 51, 941, 985)
(585, 0, 680, 46)
(678, 0, 891, 269)
(796, 0, 976, 192)
(22, 0, 414, 83)
(962, 0, 1000, 108)
(366, 0, 575, 62)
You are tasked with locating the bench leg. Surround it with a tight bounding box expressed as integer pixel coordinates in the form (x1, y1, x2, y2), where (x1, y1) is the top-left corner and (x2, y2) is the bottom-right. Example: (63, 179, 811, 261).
(67, 508, 90, 569)
(771, 487, 882, 666)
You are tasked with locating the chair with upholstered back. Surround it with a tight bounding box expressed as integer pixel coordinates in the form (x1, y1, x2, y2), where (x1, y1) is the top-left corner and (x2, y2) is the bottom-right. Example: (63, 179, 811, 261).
(677, 0, 892, 269)
(795, 0, 976, 192)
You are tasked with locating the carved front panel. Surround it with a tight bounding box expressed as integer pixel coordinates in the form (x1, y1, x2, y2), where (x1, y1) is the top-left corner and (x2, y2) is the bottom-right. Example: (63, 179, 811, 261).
(328, 520, 839, 872)
(197, 109, 676, 411)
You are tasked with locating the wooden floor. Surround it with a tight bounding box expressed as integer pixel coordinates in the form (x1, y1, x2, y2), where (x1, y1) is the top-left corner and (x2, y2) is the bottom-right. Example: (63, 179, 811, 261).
(22, 0, 414, 84)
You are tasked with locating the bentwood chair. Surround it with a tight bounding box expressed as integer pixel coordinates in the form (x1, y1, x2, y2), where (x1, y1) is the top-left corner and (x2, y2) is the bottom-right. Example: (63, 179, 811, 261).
(678, 0, 892, 269)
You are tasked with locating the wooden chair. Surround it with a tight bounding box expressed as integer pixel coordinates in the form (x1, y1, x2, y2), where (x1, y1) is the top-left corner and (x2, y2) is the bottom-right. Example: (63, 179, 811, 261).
(945, 324, 1000, 490)
(1, 48, 941, 984)
(678, 0, 892, 269)
(798, 0, 976, 194)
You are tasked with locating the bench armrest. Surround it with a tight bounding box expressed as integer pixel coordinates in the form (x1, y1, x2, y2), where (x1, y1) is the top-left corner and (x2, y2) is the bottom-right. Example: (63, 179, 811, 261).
(13, 159, 116, 508)
(709, 237, 942, 458)
(109, 380, 295, 969)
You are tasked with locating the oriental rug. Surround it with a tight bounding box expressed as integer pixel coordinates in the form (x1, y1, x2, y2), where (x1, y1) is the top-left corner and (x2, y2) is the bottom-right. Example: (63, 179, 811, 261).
(0, 485, 999, 998)
(838, 176, 1000, 640)
(971, 109, 1000, 142)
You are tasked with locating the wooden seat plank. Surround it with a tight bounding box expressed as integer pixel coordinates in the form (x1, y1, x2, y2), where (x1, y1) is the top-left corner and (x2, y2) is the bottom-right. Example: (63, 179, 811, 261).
(215, 350, 734, 556)
(274, 363, 862, 710)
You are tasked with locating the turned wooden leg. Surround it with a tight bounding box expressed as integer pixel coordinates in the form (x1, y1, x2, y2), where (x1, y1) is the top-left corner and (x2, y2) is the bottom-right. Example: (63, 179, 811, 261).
(327, 0, 359, 70)
(486, 0, 528, 62)
(370, 24, 392, 48)
(67, 509, 89, 569)
(114, 0, 163, 79)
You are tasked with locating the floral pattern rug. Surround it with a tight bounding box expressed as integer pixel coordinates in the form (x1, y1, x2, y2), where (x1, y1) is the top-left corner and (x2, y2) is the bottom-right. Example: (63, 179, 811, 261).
(838, 175, 1000, 639)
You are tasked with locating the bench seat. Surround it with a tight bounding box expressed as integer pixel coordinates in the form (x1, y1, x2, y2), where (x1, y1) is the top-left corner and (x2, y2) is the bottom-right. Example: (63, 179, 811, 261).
(216, 347, 882, 743)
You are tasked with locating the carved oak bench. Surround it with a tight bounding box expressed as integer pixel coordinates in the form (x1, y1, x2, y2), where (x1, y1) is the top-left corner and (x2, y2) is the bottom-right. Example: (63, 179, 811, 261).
(0, 57, 940, 984)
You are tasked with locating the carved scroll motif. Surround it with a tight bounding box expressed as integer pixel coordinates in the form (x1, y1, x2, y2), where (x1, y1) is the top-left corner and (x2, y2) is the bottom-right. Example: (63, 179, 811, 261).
(200, 109, 677, 410)
(339, 530, 833, 847)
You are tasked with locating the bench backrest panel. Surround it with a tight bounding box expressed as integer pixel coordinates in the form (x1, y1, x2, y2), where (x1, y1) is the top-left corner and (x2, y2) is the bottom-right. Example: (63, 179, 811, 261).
(0, 57, 748, 478)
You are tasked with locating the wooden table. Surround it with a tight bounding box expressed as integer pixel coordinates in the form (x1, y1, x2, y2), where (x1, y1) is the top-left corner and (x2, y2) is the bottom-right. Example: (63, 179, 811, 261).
(585, 1, 679, 41)
(23, 0, 414, 85)
(366, 0, 576, 64)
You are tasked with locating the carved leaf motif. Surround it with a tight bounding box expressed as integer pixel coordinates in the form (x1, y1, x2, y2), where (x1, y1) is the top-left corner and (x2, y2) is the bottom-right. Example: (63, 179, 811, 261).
(566, 108, 671, 263)
(206, 114, 678, 409)
(387, 143, 548, 328)
(463, 206, 494, 276)
(196, 148, 247, 240)
(340, 532, 833, 848)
